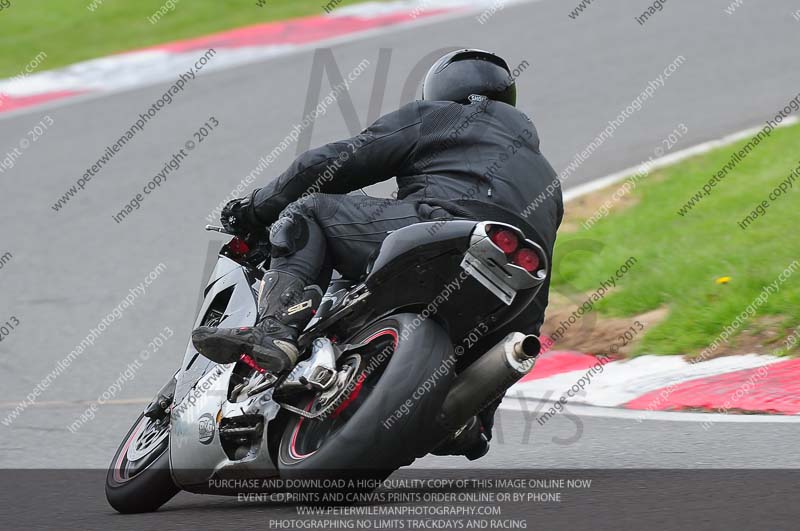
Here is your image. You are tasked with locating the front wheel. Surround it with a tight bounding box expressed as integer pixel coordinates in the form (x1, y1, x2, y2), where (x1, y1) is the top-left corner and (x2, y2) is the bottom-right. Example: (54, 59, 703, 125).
(277, 313, 455, 477)
(105, 409, 179, 513)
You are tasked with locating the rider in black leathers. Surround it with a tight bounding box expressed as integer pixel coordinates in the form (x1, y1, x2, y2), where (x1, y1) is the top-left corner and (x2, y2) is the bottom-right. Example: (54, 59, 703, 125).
(192, 49, 563, 459)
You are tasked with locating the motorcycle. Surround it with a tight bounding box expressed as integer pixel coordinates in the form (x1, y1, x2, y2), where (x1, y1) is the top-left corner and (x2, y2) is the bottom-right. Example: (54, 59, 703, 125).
(105, 216, 547, 513)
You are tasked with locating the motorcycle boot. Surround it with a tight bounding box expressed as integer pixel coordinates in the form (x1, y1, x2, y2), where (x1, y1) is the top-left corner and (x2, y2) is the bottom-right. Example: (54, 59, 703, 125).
(192, 270, 322, 375)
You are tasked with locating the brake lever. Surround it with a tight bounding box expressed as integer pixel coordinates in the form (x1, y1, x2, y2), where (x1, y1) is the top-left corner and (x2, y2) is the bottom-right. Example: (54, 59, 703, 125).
(205, 224, 233, 235)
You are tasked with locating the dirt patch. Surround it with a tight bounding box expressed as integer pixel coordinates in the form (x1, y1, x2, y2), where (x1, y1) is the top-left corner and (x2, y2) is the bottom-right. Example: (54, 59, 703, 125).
(541, 292, 668, 356)
(685, 316, 792, 361)
(542, 294, 795, 359)
(560, 179, 644, 232)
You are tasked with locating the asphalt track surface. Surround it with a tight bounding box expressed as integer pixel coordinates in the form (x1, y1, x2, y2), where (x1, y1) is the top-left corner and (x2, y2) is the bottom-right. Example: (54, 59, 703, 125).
(1, 0, 800, 527)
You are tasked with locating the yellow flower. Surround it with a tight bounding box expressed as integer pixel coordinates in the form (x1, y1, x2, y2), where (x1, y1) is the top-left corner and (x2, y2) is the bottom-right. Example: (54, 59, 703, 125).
(716, 276, 732, 285)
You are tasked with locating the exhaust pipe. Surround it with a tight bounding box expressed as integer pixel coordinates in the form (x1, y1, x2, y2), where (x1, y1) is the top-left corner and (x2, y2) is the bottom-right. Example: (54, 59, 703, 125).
(438, 332, 540, 432)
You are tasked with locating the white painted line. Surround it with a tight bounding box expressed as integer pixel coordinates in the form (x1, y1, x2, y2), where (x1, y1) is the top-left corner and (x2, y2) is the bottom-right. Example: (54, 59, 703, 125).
(499, 398, 800, 423)
(563, 115, 800, 202)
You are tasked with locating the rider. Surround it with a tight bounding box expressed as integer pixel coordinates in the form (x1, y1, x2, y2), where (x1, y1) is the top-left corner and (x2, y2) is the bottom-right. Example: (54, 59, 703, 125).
(192, 49, 563, 458)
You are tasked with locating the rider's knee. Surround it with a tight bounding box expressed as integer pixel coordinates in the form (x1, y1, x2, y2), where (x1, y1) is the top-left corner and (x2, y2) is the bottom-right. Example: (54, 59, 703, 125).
(269, 211, 310, 257)
(270, 193, 336, 257)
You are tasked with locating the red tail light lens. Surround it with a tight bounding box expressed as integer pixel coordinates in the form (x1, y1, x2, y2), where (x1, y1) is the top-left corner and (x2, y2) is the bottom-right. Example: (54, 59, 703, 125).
(512, 248, 540, 273)
(228, 237, 250, 257)
(488, 228, 519, 254)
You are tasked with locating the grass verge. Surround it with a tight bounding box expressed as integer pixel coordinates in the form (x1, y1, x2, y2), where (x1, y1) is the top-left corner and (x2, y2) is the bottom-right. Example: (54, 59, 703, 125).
(0, 0, 379, 78)
(548, 122, 800, 357)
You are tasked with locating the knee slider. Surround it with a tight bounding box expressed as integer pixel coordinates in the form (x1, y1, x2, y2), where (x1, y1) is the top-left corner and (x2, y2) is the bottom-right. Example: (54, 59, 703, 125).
(269, 212, 310, 257)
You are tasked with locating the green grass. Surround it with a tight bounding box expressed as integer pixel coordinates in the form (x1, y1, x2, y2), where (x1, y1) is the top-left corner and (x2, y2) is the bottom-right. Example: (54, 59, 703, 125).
(554, 123, 800, 356)
(0, 0, 379, 78)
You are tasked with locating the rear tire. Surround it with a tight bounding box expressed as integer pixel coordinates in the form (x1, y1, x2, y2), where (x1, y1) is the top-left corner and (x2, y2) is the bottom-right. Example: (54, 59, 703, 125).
(277, 313, 454, 478)
(105, 412, 179, 513)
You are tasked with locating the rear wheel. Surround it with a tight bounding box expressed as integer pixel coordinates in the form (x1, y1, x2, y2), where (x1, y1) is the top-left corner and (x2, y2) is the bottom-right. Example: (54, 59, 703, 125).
(277, 313, 454, 478)
(106, 403, 179, 513)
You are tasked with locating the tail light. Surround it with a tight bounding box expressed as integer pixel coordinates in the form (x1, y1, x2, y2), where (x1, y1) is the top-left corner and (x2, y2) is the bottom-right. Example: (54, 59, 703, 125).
(488, 227, 519, 254)
(511, 248, 540, 273)
(486, 224, 543, 275)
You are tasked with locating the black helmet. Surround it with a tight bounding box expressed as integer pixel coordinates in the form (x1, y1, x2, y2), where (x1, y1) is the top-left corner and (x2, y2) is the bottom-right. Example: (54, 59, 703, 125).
(422, 49, 516, 107)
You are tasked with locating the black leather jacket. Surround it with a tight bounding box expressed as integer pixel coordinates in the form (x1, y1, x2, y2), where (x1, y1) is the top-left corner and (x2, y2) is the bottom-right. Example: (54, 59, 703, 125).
(248, 98, 564, 333)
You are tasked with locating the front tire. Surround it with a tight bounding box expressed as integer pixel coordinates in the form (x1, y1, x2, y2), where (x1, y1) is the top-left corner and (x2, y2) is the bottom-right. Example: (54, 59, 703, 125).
(277, 313, 455, 477)
(105, 412, 179, 513)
